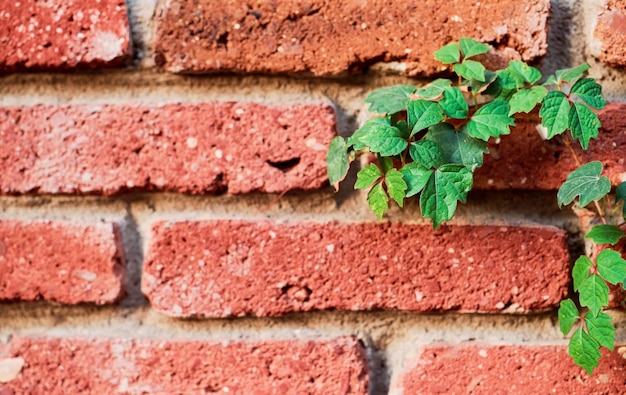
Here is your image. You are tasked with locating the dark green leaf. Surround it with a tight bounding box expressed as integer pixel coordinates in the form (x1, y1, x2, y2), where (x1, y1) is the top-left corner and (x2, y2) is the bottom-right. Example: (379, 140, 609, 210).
(596, 249, 626, 285)
(326, 136, 350, 191)
(400, 163, 432, 197)
(453, 60, 486, 82)
(462, 70, 497, 94)
(508, 60, 542, 84)
(420, 165, 473, 228)
(355, 164, 382, 190)
(573, 256, 593, 292)
(379, 156, 394, 173)
(585, 311, 615, 351)
(434, 43, 461, 64)
(556, 64, 590, 84)
(409, 140, 446, 169)
(569, 102, 601, 149)
(414, 79, 451, 100)
(586, 225, 626, 246)
(459, 38, 490, 59)
(427, 123, 488, 171)
(367, 182, 388, 220)
(569, 327, 601, 375)
(385, 168, 408, 207)
(539, 91, 571, 138)
(508, 86, 548, 115)
(571, 78, 607, 110)
(440, 87, 469, 119)
(579, 274, 609, 317)
(364, 84, 415, 114)
(617, 182, 626, 218)
(558, 299, 579, 336)
(466, 100, 515, 141)
(358, 118, 408, 156)
(557, 161, 611, 207)
(407, 100, 444, 136)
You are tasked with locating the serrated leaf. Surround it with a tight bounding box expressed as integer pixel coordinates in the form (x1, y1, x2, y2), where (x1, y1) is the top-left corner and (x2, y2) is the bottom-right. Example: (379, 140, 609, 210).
(508, 60, 542, 84)
(385, 168, 408, 207)
(420, 165, 473, 228)
(508, 86, 548, 115)
(585, 311, 615, 351)
(586, 225, 626, 246)
(453, 60, 486, 82)
(364, 84, 415, 114)
(459, 38, 490, 59)
(440, 87, 469, 119)
(573, 256, 593, 292)
(358, 118, 408, 156)
(557, 161, 611, 207)
(462, 70, 497, 94)
(596, 249, 626, 285)
(367, 182, 388, 220)
(466, 100, 515, 141)
(558, 299, 579, 336)
(569, 327, 601, 375)
(409, 140, 446, 169)
(569, 102, 601, 149)
(348, 118, 388, 150)
(539, 91, 571, 138)
(407, 100, 444, 136)
(556, 64, 590, 84)
(355, 164, 382, 190)
(427, 123, 488, 171)
(434, 42, 460, 64)
(579, 274, 609, 317)
(400, 163, 432, 197)
(617, 182, 626, 218)
(327, 136, 350, 191)
(571, 78, 607, 110)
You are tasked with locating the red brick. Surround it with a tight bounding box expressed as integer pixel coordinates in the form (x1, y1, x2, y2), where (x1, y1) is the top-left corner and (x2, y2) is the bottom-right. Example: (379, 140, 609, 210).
(399, 344, 626, 394)
(0, 220, 124, 304)
(0, 336, 368, 394)
(594, 0, 626, 67)
(154, 0, 549, 76)
(0, 0, 131, 72)
(142, 220, 569, 317)
(0, 103, 335, 195)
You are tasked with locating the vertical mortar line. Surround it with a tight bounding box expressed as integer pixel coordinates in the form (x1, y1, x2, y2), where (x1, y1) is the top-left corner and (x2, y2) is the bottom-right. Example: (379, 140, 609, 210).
(118, 199, 148, 309)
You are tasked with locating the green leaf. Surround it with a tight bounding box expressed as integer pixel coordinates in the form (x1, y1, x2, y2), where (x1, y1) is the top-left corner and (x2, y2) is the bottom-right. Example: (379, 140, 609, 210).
(586, 225, 626, 246)
(570, 78, 607, 110)
(539, 91, 571, 138)
(617, 182, 626, 218)
(596, 249, 626, 285)
(453, 60, 486, 82)
(508, 60, 542, 84)
(407, 100, 444, 136)
(409, 140, 446, 169)
(440, 87, 469, 119)
(573, 256, 593, 292)
(558, 299, 579, 335)
(569, 102, 601, 149)
(462, 70, 497, 94)
(400, 163, 432, 197)
(556, 64, 590, 84)
(420, 165, 473, 228)
(557, 161, 611, 207)
(355, 164, 382, 190)
(348, 118, 388, 150)
(358, 118, 408, 156)
(379, 156, 394, 173)
(466, 100, 515, 141)
(543, 75, 558, 86)
(427, 123, 488, 171)
(434, 42, 460, 64)
(568, 327, 601, 375)
(459, 38, 490, 59)
(585, 311, 615, 351)
(385, 169, 408, 207)
(364, 84, 415, 114)
(579, 274, 609, 317)
(326, 136, 350, 191)
(367, 182, 388, 220)
(414, 79, 451, 100)
(508, 86, 548, 115)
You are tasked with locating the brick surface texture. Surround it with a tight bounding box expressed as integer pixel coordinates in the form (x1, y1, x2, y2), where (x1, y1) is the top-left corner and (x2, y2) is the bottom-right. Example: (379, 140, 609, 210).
(400, 344, 626, 394)
(0, 221, 124, 304)
(0, 336, 368, 394)
(595, 0, 626, 67)
(143, 220, 569, 317)
(0, 0, 131, 71)
(0, 103, 336, 195)
(154, 0, 549, 76)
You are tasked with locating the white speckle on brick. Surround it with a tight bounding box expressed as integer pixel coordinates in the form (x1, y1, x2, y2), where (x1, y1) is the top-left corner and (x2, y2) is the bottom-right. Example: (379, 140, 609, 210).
(326, 244, 335, 253)
(73, 270, 97, 281)
(172, 305, 183, 315)
(215, 149, 223, 159)
(88, 31, 123, 61)
(186, 137, 198, 149)
(495, 301, 505, 309)
(478, 349, 488, 358)
(0, 357, 25, 383)
(415, 291, 424, 302)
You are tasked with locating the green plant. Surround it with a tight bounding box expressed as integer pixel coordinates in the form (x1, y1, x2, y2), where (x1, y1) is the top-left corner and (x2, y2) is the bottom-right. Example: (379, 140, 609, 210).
(326, 38, 626, 374)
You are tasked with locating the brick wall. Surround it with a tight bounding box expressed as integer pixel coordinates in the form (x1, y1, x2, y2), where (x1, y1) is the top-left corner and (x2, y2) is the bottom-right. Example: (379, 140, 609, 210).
(0, 0, 625, 393)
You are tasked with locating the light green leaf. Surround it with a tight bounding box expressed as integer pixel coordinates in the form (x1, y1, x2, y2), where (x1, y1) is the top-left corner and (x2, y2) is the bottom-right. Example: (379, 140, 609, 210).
(358, 118, 408, 156)
(440, 87, 469, 119)
(558, 299, 579, 336)
(573, 256, 593, 292)
(508, 60, 542, 84)
(617, 182, 626, 218)
(586, 225, 626, 246)
(348, 118, 388, 150)
(427, 123, 488, 171)
(355, 164, 382, 190)
(569, 327, 601, 375)
(508, 86, 548, 115)
(585, 311, 615, 351)
(420, 165, 473, 228)
(569, 102, 601, 149)
(367, 182, 388, 220)
(459, 38, 490, 59)
(596, 249, 626, 285)
(579, 274, 609, 317)
(414, 79, 452, 100)
(327, 136, 350, 190)
(409, 140, 446, 169)
(434, 43, 461, 64)
(466, 100, 515, 141)
(543, 75, 558, 86)
(557, 161, 611, 207)
(407, 100, 444, 136)
(556, 64, 590, 84)
(453, 60, 486, 82)
(400, 163, 433, 197)
(570, 78, 607, 110)
(364, 84, 415, 114)
(385, 169, 408, 207)
(539, 91, 571, 138)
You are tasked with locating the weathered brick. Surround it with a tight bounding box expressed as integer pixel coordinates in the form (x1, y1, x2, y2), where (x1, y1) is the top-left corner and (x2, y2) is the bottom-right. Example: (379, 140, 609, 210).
(0, 220, 124, 304)
(399, 344, 626, 394)
(154, 0, 549, 76)
(0, 0, 131, 71)
(594, 0, 626, 67)
(0, 103, 336, 195)
(143, 220, 569, 317)
(0, 336, 368, 394)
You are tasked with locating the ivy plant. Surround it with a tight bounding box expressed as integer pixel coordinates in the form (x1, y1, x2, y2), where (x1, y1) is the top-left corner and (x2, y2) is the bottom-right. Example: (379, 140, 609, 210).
(326, 38, 626, 374)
